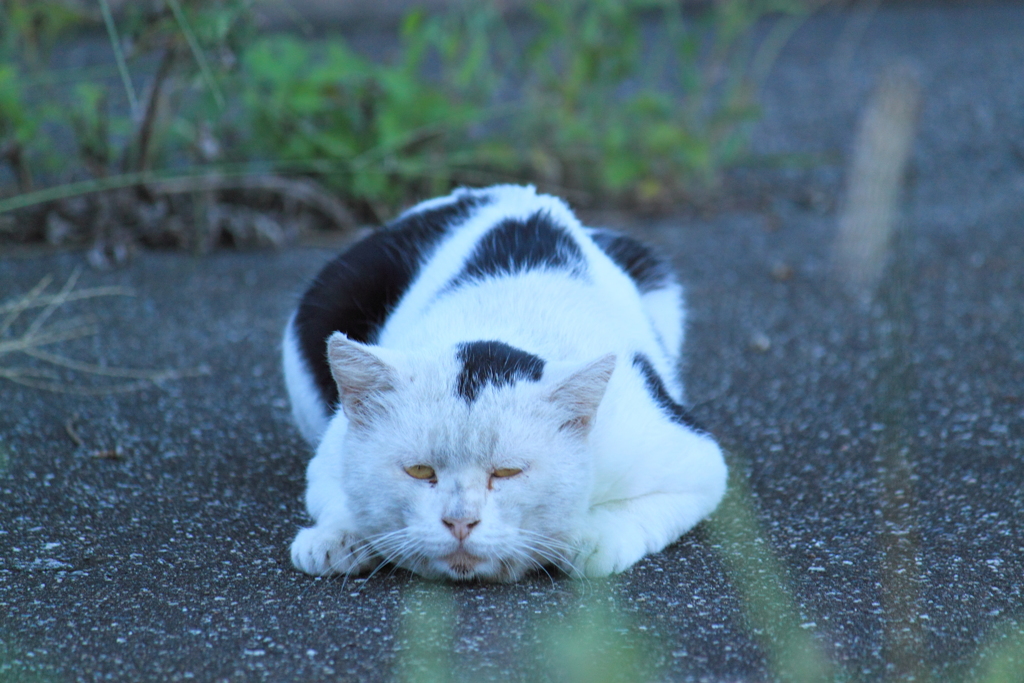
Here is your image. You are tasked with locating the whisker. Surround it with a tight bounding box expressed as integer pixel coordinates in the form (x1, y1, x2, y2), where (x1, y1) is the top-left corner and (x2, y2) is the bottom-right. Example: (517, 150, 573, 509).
(364, 532, 423, 582)
(513, 529, 577, 577)
(374, 542, 423, 581)
(518, 545, 563, 585)
(516, 527, 574, 548)
(504, 546, 552, 585)
(347, 531, 401, 572)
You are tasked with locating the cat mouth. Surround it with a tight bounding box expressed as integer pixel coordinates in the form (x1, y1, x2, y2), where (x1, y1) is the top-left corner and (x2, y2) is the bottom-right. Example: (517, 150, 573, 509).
(442, 548, 483, 576)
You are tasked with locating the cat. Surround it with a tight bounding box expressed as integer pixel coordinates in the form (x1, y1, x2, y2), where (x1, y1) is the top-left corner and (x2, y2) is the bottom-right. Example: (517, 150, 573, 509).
(282, 184, 727, 581)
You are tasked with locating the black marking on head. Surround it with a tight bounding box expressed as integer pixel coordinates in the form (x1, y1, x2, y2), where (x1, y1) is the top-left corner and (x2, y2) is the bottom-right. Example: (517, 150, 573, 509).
(631, 352, 707, 433)
(456, 341, 545, 403)
(589, 229, 674, 293)
(294, 192, 492, 409)
(447, 210, 586, 290)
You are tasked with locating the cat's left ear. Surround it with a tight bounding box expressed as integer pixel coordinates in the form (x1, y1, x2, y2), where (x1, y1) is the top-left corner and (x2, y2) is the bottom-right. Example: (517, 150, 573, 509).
(327, 332, 400, 427)
(547, 353, 616, 436)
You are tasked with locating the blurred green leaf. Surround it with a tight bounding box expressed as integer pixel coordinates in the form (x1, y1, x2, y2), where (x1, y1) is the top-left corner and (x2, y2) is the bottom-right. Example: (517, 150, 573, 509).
(1, 0, 805, 221)
(973, 624, 1024, 683)
(0, 65, 34, 142)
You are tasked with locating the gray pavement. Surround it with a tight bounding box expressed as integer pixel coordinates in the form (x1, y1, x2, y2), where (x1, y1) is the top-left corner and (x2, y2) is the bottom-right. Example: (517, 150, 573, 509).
(2, 3, 1023, 681)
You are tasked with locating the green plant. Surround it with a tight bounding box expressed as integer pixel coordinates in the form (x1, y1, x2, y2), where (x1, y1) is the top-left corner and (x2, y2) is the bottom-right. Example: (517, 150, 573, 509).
(0, 62, 38, 191)
(238, 29, 480, 215)
(232, 4, 519, 220)
(0, 0, 87, 193)
(0, 0, 809, 245)
(0, 4, 230, 214)
(1, 0, 83, 68)
(514, 0, 805, 205)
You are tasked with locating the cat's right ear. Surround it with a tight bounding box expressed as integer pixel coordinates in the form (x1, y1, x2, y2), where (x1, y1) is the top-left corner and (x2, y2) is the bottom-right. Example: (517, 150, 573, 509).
(327, 332, 398, 427)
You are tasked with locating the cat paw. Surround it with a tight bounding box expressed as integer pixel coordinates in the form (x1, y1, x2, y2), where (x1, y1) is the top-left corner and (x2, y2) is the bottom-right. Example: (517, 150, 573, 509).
(570, 520, 648, 578)
(290, 525, 377, 576)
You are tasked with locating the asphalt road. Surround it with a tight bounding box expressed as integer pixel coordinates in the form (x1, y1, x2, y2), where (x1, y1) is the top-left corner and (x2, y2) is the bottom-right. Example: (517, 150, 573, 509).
(2, 3, 1023, 681)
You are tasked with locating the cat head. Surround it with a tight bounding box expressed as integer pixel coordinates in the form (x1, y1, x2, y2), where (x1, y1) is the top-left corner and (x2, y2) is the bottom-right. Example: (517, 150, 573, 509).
(324, 332, 615, 581)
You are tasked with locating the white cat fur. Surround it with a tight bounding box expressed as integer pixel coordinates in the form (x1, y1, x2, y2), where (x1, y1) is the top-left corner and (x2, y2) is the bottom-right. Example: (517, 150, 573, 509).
(283, 185, 726, 580)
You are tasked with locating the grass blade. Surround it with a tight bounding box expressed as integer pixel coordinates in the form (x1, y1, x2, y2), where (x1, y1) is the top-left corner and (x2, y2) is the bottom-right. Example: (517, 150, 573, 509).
(709, 467, 834, 682)
(166, 0, 226, 110)
(98, 0, 140, 119)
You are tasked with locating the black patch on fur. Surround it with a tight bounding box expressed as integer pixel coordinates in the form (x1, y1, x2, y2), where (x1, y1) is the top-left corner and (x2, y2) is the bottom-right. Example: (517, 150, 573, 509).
(294, 193, 491, 408)
(589, 229, 673, 293)
(447, 210, 586, 289)
(456, 341, 545, 403)
(631, 352, 706, 432)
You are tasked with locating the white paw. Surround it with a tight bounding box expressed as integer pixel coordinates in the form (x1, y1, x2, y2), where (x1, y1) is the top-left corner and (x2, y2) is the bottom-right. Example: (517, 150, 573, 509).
(570, 516, 648, 578)
(290, 525, 378, 576)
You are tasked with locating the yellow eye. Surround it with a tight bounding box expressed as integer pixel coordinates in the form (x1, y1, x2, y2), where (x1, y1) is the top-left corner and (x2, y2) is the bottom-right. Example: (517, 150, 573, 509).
(404, 465, 436, 480)
(492, 468, 522, 479)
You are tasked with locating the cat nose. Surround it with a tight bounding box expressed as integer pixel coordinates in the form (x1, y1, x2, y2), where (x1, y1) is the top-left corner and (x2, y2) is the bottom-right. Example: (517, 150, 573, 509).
(442, 517, 480, 541)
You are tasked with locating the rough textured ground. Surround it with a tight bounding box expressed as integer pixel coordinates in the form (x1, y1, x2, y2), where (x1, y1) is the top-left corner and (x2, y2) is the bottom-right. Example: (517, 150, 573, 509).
(2, 3, 1023, 681)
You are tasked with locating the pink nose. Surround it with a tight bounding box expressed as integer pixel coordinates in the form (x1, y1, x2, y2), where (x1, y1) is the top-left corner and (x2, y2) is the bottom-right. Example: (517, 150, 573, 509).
(442, 517, 480, 541)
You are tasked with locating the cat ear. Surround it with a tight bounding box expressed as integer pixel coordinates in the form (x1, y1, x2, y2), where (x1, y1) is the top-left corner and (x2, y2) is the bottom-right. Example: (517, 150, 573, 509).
(547, 353, 616, 436)
(327, 332, 398, 426)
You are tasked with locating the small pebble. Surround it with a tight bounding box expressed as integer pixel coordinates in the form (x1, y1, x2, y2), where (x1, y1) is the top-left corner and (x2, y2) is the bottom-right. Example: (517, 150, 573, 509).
(771, 263, 794, 281)
(750, 332, 771, 352)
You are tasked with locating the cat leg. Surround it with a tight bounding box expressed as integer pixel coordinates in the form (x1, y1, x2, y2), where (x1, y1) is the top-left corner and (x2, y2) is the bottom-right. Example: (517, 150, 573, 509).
(290, 482, 381, 576)
(570, 487, 723, 577)
(290, 422, 380, 577)
(571, 428, 727, 577)
(291, 483, 379, 576)
(291, 519, 379, 577)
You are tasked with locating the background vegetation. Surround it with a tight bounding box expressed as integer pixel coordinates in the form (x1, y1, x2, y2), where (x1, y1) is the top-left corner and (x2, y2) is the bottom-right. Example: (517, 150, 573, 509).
(0, 0, 804, 261)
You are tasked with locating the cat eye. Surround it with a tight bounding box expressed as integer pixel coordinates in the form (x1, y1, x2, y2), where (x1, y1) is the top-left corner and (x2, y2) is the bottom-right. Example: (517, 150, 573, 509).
(405, 465, 436, 481)
(491, 468, 522, 479)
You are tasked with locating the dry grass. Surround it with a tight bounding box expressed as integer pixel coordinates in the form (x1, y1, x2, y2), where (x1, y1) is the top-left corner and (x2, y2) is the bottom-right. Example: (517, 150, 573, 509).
(0, 268, 206, 393)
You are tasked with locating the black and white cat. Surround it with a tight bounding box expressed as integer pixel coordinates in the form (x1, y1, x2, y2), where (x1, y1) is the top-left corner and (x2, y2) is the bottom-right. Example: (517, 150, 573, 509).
(282, 185, 726, 581)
